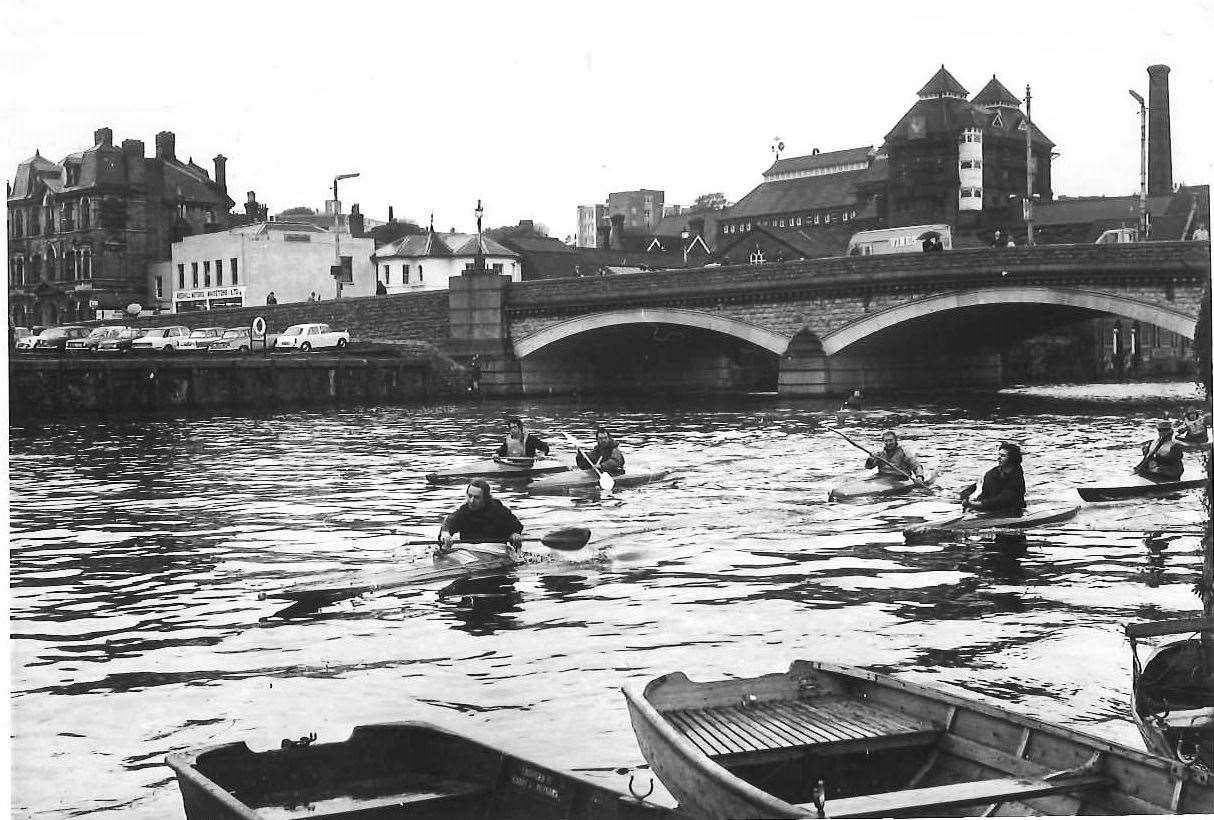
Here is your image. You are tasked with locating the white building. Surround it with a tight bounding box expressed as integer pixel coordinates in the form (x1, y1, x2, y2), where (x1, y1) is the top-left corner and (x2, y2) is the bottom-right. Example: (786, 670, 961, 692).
(576, 204, 606, 248)
(372, 230, 520, 293)
(167, 222, 376, 312)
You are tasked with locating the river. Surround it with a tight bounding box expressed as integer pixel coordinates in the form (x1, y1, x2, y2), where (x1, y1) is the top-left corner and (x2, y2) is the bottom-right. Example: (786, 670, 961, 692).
(7, 382, 1210, 818)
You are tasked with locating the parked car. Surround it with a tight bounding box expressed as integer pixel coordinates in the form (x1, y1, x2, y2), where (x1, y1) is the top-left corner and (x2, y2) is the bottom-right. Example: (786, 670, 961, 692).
(15, 325, 46, 351)
(131, 326, 191, 354)
(177, 326, 227, 352)
(1095, 227, 1139, 244)
(208, 326, 278, 353)
(97, 328, 143, 354)
(66, 325, 132, 353)
(274, 323, 350, 352)
(30, 326, 90, 351)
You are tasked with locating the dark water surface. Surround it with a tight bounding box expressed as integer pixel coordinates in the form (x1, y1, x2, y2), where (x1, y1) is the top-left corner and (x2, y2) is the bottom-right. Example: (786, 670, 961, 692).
(8, 383, 1209, 818)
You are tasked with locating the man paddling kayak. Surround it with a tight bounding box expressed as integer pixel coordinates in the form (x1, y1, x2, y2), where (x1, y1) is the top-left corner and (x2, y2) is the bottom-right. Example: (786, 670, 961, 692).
(960, 442, 1026, 515)
(1176, 406, 1211, 447)
(495, 416, 551, 460)
(437, 479, 524, 556)
(574, 427, 625, 476)
(1135, 421, 1185, 480)
(864, 430, 925, 482)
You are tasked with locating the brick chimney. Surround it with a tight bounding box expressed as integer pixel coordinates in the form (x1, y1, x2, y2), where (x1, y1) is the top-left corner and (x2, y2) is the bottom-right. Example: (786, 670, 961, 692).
(349, 203, 365, 237)
(1147, 64, 1173, 196)
(610, 213, 626, 250)
(94, 127, 113, 147)
(155, 131, 176, 161)
(388, 205, 395, 223)
(212, 154, 227, 194)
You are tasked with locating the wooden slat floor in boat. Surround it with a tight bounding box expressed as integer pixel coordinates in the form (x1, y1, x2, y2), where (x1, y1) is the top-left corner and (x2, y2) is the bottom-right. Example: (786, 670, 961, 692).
(664, 695, 935, 758)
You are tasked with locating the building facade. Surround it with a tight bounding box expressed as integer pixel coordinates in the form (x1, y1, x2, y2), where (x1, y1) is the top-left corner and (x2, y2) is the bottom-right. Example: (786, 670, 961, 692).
(168, 222, 376, 311)
(576, 204, 607, 248)
(7, 127, 234, 326)
(606, 189, 664, 233)
(372, 230, 520, 293)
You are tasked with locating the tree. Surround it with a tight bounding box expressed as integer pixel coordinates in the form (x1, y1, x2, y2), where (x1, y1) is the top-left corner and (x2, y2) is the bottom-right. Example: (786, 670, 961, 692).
(691, 193, 728, 212)
(485, 221, 549, 241)
(369, 219, 425, 245)
(279, 206, 317, 216)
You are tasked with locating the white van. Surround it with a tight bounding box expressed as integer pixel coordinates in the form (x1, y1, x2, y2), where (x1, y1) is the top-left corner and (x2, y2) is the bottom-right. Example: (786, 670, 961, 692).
(846, 224, 953, 256)
(1094, 227, 1138, 244)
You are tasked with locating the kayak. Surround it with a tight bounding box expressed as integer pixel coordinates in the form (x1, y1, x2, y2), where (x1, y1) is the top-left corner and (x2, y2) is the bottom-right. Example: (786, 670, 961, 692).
(1078, 474, 1205, 502)
(828, 469, 938, 501)
(903, 504, 1080, 542)
(528, 469, 671, 496)
(262, 546, 521, 607)
(425, 457, 570, 484)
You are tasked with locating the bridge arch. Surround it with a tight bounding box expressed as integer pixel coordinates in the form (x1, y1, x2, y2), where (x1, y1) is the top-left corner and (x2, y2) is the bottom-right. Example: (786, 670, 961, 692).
(821, 286, 1199, 355)
(512, 307, 793, 358)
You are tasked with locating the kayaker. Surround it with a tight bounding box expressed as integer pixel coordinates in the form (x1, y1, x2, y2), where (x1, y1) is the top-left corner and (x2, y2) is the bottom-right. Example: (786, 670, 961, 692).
(865, 430, 925, 482)
(575, 427, 625, 476)
(1176, 406, 1211, 447)
(436, 479, 523, 555)
(495, 416, 551, 460)
(1135, 421, 1184, 480)
(959, 442, 1026, 515)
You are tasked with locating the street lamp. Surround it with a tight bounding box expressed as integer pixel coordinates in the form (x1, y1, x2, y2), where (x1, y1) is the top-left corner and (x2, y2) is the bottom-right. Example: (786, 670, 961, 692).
(680, 228, 691, 265)
(332, 172, 359, 298)
(1128, 90, 1148, 239)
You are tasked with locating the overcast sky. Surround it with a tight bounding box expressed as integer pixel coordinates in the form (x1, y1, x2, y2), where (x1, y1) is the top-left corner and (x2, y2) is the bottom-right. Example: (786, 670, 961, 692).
(3, 0, 1212, 240)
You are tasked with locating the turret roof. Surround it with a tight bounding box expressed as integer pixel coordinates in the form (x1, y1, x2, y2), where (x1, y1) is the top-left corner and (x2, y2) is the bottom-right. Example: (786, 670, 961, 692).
(972, 76, 1022, 108)
(917, 66, 968, 99)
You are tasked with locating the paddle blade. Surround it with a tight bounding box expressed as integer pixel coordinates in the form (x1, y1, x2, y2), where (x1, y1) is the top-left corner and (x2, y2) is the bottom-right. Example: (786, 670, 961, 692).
(599, 471, 616, 493)
(539, 527, 592, 550)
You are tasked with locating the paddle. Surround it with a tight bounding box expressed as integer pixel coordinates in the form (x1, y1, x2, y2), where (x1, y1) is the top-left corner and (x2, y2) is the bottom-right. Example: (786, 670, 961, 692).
(824, 426, 932, 491)
(1132, 430, 1168, 476)
(562, 432, 615, 492)
(401, 526, 592, 551)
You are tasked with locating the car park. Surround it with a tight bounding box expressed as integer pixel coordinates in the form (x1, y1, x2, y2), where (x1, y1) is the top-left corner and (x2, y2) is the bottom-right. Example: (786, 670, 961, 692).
(273, 323, 350, 352)
(66, 326, 132, 353)
(176, 326, 226, 352)
(131, 326, 191, 354)
(30, 326, 91, 351)
(97, 328, 143, 354)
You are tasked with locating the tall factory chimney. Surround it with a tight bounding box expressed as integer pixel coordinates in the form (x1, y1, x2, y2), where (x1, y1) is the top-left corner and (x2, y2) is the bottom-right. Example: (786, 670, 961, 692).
(1147, 64, 1173, 196)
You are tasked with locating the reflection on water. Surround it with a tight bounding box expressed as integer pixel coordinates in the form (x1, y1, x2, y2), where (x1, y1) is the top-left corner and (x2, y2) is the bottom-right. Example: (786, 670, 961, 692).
(8, 384, 1209, 818)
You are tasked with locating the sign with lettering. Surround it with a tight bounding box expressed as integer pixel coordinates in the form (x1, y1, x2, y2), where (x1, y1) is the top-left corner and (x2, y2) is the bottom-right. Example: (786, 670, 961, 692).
(174, 287, 246, 301)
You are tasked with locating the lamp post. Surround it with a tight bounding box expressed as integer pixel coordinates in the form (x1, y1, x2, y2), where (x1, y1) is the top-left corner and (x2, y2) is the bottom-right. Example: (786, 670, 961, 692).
(1128, 90, 1148, 239)
(332, 172, 359, 298)
(680, 228, 691, 265)
(1024, 84, 1034, 246)
(473, 199, 486, 272)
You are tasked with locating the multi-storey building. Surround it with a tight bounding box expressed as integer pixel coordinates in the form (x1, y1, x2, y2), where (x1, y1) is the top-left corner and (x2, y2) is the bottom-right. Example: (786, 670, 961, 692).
(7, 127, 234, 326)
(576, 204, 606, 248)
(606, 189, 664, 233)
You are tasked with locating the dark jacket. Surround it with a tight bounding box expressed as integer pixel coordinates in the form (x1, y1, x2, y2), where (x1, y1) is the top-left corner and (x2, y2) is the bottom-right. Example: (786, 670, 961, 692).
(576, 441, 624, 475)
(495, 432, 550, 458)
(440, 498, 523, 544)
(1137, 438, 1183, 480)
(961, 465, 1026, 514)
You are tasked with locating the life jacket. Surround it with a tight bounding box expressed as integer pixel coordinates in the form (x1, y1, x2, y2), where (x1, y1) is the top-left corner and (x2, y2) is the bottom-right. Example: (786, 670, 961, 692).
(502, 433, 528, 458)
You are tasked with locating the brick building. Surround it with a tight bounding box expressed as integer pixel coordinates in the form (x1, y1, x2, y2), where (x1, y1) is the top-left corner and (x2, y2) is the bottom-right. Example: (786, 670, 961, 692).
(7, 128, 235, 326)
(606, 189, 664, 232)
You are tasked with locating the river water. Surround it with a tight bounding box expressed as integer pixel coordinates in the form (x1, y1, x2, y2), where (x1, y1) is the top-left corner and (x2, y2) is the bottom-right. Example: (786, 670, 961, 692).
(8, 382, 1210, 818)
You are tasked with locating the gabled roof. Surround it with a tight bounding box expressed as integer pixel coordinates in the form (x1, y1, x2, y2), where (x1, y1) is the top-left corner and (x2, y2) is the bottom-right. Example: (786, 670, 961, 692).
(650, 210, 722, 245)
(763, 146, 873, 178)
(161, 158, 226, 206)
(884, 96, 987, 142)
(972, 76, 1021, 108)
(917, 65, 968, 99)
(1031, 194, 1174, 226)
(727, 168, 869, 218)
(374, 231, 517, 259)
(715, 224, 849, 263)
(496, 235, 577, 255)
(8, 153, 60, 201)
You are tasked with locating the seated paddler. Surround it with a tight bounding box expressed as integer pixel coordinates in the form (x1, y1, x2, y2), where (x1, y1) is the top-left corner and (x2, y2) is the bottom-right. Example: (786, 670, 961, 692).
(575, 427, 625, 476)
(959, 442, 1026, 515)
(437, 479, 524, 556)
(865, 429, 925, 482)
(1135, 421, 1184, 481)
(495, 416, 551, 461)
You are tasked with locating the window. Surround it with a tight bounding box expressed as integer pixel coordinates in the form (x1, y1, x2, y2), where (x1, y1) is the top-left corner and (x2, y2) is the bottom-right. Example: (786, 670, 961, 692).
(383, 264, 390, 284)
(402, 264, 410, 283)
(203, 260, 211, 287)
(177, 264, 185, 289)
(230, 258, 238, 285)
(491, 263, 503, 274)
(82, 249, 92, 279)
(191, 262, 199, 288)
(813, 214, 820, 225)
(155, 276, 163, 298)
(824, 213, 832, 223)
(80, 198, 90, 229)
(215, 259, 223, 286)
(418, 265, 423, 281)
(749, 248, 766, 264)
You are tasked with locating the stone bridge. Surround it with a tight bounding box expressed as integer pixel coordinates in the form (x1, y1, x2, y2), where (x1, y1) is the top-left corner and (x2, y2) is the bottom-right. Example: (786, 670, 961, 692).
(452, 242, 1207, 395)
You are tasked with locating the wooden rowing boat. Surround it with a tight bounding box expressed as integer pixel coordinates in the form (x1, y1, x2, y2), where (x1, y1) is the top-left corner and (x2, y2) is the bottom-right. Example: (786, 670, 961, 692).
(828, 470, 938, 501)
(425, 457, 570, 484)
(1077, 475, 1205, 502)
(1127, 616, 1214, 770)
(623, 659, 1214, 818)
(903, 504, 1080, 542)
(528, 469, 671, 496)
(261, 546, 522, 607)
(166, 720, 678, 819)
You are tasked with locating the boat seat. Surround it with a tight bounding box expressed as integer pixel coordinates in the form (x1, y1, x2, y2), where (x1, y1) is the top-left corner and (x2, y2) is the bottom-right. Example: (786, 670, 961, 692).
(254, 771, 491, 819)
(800, 773, 1110, 818)
(664, 695, 937, 765)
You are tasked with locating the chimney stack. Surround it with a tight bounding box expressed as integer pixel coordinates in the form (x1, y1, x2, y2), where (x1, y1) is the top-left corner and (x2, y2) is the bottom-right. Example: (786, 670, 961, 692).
(155, 131, 176, 161)
(388, 205, 395, 223)
(596, 221, 610, 249)
(213, 155, 227, 194)
(1147, 64, 1173, 196)
(94, 127, 113, 147)
(610, 214, 626, 250)
(349, 203, 365, 237)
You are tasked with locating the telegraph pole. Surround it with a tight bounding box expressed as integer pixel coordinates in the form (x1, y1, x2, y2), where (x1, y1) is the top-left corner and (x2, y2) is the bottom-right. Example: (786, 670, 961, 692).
(1024, 85, 1034, 245)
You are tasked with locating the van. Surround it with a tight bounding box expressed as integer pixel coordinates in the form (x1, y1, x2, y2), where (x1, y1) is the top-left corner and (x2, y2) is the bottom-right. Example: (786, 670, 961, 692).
(846, 224, 953, 256)
(1095, 227, 1138, 244)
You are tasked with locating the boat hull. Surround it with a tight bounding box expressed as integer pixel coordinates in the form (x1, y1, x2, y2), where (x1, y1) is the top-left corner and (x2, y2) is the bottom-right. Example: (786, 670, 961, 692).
(425, 458, 570, 484)
(167, 721, 677, 819)
(903, 504, 1079, 542)
(1132, 636, 1214, 769)
(528, 469, 670, 496)
(829, 470, 937, 501)
(624, 659, 1214, 819)
(1078, 475, 1205, 502)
